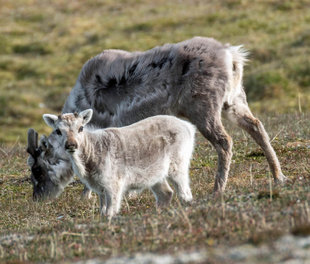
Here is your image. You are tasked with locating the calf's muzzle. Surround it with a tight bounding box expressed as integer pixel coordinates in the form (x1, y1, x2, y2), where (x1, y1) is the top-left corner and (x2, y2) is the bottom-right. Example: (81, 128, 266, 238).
(65, 140, 78, 152)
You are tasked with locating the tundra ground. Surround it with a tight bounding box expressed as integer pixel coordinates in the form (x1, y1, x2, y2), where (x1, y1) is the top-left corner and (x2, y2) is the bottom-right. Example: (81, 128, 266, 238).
(0, 113, 309, 263)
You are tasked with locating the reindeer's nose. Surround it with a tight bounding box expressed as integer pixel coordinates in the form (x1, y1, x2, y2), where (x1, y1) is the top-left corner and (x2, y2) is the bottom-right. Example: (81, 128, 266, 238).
(65, 140, 78, 151)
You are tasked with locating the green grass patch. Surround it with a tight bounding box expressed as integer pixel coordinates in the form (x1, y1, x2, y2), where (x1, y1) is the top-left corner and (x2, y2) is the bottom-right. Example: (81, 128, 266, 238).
(1, 0, 310, 144)
(12, 42, 51, 55)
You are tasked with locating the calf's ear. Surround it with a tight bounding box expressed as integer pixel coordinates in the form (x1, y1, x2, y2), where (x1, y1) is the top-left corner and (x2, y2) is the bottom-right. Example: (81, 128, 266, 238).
(79, 109, 93, 126)
(43, 114, 58, 129)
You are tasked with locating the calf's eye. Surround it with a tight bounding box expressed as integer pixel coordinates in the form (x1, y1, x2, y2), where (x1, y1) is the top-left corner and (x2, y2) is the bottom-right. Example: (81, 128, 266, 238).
(78, 126, 83, 133)
(55, 129, 62, 135)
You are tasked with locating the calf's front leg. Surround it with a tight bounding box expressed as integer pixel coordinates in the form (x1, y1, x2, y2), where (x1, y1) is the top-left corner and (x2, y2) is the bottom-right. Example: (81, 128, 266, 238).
(103, 180, 125, 219)
(82, 185, 93, 200)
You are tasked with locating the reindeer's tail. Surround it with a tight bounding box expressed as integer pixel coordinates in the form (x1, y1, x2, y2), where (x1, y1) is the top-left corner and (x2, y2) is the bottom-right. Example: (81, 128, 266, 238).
(225, 45, 249, 104)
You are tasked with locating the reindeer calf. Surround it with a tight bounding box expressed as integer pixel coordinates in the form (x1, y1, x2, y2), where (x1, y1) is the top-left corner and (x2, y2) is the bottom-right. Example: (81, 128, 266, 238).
(43, 109, 195, 218)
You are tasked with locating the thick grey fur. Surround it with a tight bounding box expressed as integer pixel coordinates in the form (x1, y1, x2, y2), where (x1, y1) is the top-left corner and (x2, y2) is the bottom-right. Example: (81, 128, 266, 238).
(27, 36, 285, 201)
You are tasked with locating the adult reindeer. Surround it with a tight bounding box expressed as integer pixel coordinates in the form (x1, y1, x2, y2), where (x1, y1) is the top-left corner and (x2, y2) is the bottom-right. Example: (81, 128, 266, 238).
(27, 37, 285, 200)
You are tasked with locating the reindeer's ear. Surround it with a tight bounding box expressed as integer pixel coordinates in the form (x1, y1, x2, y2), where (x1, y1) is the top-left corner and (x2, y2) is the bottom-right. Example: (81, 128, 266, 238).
(79, 109, 93, 125)
(27, 128, 38, 157)
(43, 114, 58, 129)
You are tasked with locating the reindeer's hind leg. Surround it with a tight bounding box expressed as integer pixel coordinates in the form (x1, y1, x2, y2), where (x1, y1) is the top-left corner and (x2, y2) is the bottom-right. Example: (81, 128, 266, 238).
(224, 92, 286, 183)
(180, 98, 233, 192)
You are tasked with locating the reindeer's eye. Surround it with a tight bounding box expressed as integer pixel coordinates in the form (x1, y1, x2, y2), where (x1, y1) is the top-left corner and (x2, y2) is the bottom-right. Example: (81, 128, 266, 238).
(78, 126, 83, 133)
(55, 129, 62, 136)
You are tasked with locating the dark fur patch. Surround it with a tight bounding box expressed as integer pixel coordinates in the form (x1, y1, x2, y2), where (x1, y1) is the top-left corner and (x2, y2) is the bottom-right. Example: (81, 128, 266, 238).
(85, 159, 97, 174)
(95, 74, 103, 85)
(182, 60, 191, 75)
(223, 102, 229, 110)
(75, 94, 83, 105)
(158, 57, 168, 69)
(233, 63, 236, 72)
(149, 57, 168, 69)
(93, 96, 106, 114)
(119, 75, 127, 86)
(84, 87, 92, 106)
(128, 63, 138, 75)
(168, 57, 174, 66)
(169, 131, 177, 143)
(106, 77, 117, 89)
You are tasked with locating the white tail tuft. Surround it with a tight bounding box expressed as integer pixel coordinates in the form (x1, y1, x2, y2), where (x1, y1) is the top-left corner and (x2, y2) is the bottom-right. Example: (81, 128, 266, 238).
(225, 45, 249, 104)
(229, 45, 249, 66)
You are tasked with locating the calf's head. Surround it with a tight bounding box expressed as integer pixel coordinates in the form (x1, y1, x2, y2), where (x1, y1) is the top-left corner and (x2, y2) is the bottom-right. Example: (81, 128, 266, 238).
(43, 109, 93, 154)
(27, 128, 73, 201)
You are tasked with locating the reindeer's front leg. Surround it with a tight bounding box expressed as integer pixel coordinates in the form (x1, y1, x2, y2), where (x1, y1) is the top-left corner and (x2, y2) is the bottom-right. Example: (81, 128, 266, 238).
(98, 192, 106, 216)
(82, 185, 93, 200)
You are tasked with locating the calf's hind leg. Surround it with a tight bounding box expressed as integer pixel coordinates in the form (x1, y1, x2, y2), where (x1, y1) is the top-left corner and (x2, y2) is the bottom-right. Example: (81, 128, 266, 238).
(151, 180, 174, 207)
(168, 162, 193, 203)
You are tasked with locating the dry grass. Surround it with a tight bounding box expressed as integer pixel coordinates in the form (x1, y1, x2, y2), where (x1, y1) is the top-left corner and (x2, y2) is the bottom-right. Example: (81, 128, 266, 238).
(0, 113, 309, 262)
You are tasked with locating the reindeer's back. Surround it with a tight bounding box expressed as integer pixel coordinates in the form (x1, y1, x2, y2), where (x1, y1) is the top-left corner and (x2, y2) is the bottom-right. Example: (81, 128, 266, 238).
(63, 37, 228, 128)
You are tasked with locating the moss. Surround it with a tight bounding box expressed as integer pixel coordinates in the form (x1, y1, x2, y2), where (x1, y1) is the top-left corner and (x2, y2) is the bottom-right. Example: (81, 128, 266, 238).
(12, 42, 51, 55)
(257, 189, 280, 200)
(246, 151, 265, 158)
(289, 61, 310, 89)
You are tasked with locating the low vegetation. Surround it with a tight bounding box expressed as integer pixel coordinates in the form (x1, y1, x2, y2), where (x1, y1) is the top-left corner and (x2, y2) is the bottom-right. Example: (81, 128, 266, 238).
(0, 0, 309, 262)
(0, 113, 309, 262)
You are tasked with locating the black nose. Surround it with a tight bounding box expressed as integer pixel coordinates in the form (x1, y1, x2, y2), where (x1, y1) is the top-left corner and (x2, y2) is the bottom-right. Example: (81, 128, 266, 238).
(65, 141, 78, 151)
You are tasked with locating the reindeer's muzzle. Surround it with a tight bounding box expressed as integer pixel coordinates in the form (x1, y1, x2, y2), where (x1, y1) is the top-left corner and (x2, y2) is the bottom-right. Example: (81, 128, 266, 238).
(65, 140, 78, 152)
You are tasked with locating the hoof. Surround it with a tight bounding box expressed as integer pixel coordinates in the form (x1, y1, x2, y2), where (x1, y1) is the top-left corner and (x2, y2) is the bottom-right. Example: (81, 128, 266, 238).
(81, 189, 93, 200)
(275, 173, 288, 185)
(212, 190, 224, 200)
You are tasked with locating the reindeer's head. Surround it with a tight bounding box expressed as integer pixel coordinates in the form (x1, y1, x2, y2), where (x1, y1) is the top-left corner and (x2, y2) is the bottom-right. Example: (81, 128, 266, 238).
(27, 128, 73, 201)
(42, 109, 93, 154)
